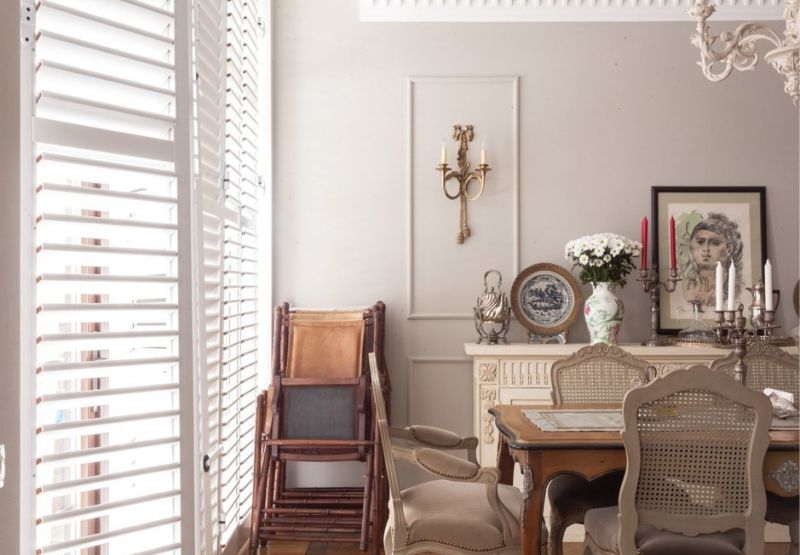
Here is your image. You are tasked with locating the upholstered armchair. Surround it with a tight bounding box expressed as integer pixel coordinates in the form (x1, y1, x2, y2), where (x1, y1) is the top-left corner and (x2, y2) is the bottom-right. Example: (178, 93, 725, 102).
(583, 366, 772, 555)
(547, 344, 656, 555)
(368, 353, 522, 554)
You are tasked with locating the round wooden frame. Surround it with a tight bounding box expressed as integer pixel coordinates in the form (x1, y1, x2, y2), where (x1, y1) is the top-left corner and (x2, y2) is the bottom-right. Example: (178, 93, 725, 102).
(510, 263, 583, 336)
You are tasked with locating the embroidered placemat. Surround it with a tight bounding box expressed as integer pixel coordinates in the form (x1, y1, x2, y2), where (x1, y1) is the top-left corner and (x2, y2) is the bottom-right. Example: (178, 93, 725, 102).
(523, 409, 623, 432)
(771, 416, 800, 430)
(523, 409, 800, 432)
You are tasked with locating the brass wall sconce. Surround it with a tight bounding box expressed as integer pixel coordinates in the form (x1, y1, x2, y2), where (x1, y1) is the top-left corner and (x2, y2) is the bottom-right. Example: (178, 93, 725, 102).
(437, 124, 490, 244)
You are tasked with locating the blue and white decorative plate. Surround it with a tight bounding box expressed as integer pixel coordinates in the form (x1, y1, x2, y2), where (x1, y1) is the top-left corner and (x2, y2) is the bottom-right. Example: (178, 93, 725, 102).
(510, 263, 583, 336)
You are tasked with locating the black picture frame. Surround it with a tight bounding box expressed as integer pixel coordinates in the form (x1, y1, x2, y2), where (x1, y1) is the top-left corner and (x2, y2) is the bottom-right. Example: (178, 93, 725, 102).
(651, 186, 767, 335)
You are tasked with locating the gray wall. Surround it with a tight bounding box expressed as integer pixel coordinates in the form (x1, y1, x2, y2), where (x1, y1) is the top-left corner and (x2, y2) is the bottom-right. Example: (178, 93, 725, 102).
(273, 0, 799, 447)
(0, 1, 25, 551)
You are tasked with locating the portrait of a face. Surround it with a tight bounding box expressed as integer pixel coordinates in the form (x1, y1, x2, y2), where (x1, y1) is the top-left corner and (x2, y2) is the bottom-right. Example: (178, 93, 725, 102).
(678, 211, 744, 310)
(652, 187, 765, 334)
(689, 229, 733, 271)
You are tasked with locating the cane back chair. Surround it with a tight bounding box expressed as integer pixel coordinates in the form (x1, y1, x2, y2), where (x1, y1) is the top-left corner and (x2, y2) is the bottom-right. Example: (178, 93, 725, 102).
(547, 344, 656, 555)
(583, 366, 772, 555)
(249, 302, 390, 552)
(368, 352, 523, 555)
(710, 342, 800, 554)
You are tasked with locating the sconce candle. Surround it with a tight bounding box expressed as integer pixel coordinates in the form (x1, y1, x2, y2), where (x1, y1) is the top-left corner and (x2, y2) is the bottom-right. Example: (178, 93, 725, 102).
(440, 142, 447, 165)
(480, 137, 487, 165)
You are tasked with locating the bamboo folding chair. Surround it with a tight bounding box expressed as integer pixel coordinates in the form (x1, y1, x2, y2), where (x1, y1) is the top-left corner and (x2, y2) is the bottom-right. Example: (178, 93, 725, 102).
(249, 302, 390, 552)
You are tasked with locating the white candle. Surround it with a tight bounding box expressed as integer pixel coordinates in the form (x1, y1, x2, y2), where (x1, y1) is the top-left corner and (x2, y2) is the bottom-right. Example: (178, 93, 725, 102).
(727, 260, 736, 311)
(715, 261, 724, 311)
(440, 142, 447, 165)
(480, 137, 487, 165)
(765, 259, 773, 311)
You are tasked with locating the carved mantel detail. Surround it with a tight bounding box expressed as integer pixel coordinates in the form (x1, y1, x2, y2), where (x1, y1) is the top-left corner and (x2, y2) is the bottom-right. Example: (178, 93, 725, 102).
(479, 362, 498, 383)
(479, 386, 497, 444)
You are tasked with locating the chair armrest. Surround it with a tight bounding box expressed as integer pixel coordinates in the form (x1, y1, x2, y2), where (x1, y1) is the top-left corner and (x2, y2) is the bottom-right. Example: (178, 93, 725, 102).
(390, 425, 479, 463)
(411, 448, 486, 482)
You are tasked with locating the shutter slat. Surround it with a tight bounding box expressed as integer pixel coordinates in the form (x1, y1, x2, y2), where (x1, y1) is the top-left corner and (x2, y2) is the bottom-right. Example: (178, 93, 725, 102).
(37, 382, 179, 404)
(37, 436, 181, 466)
(36, 462, 180, 494)
(38, 356, 179, 373)
(38, 489, 180, 525)
(38, 409, 179, 434)
(39, 517, 181, 554)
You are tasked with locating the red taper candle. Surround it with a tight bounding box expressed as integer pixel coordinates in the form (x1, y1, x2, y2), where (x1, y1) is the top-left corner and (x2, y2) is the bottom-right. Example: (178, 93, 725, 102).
(669, 215, 677, 269)
(640, 216, 648, 270)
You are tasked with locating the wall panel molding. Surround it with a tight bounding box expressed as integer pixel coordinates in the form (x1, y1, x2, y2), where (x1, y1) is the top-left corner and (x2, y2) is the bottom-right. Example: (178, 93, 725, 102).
(362, 0, 783, 22)
(407, 357, 471, 427)
(407, 76, 519, 320)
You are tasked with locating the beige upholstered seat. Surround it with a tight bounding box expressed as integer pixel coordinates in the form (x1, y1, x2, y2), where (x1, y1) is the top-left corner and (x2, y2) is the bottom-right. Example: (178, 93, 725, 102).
(401, 480, 522, 550)
(368, 353, 521, 555)
(547, 344, 656, 555)
(583, 366, 772, 555)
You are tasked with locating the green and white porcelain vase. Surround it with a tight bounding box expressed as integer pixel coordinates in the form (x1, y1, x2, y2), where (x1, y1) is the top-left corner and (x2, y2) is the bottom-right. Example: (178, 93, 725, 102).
(583, 282, 624, 345)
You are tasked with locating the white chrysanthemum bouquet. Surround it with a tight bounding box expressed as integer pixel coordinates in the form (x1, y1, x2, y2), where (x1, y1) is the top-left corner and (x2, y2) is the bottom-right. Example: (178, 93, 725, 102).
(564, 233, 642, 287)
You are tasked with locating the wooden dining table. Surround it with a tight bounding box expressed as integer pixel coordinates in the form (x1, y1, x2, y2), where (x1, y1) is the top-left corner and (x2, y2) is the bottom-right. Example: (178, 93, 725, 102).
(489, 404, 800, 555)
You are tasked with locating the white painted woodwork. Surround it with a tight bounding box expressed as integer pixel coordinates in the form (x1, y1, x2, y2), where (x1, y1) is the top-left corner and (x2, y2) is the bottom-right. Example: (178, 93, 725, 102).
(408, 76, 519, 319)
(360, 0, 784, 22)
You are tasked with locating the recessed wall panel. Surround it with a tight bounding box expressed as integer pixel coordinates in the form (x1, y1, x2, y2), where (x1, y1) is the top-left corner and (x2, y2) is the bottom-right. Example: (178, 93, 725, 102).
(409, 76, 519, 319)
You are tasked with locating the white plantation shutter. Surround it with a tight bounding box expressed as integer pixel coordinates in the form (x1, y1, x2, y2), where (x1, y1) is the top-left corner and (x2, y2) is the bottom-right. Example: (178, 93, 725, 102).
(28, 0, 264, 552)
(192, 0, 228, 551)
(217, 0, 261, 548)
(31, 0, 195, 553)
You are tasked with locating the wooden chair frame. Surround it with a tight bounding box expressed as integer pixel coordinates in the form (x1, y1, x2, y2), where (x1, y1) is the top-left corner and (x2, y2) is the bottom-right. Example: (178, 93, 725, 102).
(249, 302, 390, 553)
(585, 366, 772, 555)
(551, 344, 656, 405)
(368, 353, 521, 555)
(547, 344, 656, 555)
(710, 343, 799, 552)
(710, 341, 799, 395)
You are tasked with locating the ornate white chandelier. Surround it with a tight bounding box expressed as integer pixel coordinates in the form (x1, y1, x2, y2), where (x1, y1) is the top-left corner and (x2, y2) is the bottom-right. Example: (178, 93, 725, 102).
(689, 0, 800, 105)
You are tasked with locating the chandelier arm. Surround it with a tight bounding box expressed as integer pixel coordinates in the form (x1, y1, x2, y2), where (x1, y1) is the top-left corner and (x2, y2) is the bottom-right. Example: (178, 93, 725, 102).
(697, 24, 783, 64)
(689, 0, 799, 104)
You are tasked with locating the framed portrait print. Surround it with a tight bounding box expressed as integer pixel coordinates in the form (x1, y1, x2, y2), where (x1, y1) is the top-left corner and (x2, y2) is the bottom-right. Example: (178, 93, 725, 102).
(652, 186, 766, 334)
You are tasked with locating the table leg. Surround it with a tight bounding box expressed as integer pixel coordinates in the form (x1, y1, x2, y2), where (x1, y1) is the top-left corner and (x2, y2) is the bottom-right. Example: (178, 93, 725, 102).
(516, 451, 546, 555)
(497, 433, 514, 486)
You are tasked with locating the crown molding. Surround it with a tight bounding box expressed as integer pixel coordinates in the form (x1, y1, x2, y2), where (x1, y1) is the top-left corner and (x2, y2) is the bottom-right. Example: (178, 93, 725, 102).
(360, 0, 784, 22)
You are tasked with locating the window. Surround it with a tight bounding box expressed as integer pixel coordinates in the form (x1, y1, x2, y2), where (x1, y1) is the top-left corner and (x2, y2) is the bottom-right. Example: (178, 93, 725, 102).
(26, 1, 266, 552)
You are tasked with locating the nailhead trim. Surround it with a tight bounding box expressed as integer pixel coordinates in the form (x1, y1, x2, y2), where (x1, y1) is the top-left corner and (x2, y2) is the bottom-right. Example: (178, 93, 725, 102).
(413, 452, 479, 480)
